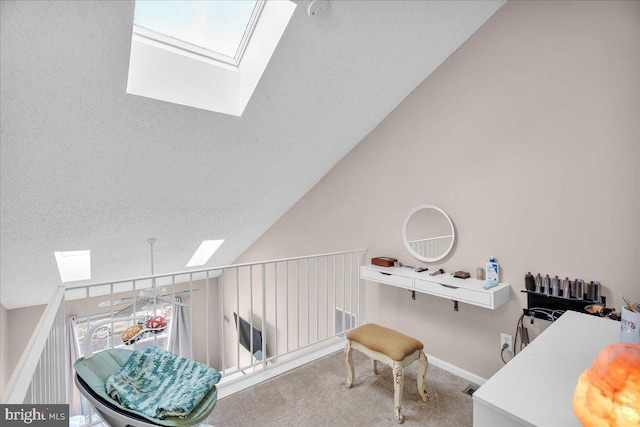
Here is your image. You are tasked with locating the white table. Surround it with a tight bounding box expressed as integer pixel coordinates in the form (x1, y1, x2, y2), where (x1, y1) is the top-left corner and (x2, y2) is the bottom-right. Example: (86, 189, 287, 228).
(473, 311, 620, 426)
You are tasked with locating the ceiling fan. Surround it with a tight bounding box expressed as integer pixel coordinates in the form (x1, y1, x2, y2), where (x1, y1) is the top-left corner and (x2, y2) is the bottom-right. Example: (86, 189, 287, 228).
(98, 287, 191, 316)
(98, 238, 195, 317)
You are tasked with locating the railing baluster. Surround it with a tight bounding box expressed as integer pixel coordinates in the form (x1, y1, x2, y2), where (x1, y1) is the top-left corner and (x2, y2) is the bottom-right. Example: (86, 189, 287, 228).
(220, 270, 225, 373)
(315, 257, 318, 343)
(324, 255, 328, 339)
(349, 253, 353, 329)
(342, 253, 346, 334)
(261, 263, 267, 369)
(43, 339, 48, 402)
(57, 306, 65, 403)
(333, 255, 336, 336)
(189, 273, 193, 359)
(85, 287, 90, 355)
(171, 274, 176, 351)
(296, 259, 299, 349)
(206, 270, 210, 366)
(236, 267, 240, 370)
(306, 258, 309, 346)
(109, 283, 114, 349)
(132, 280, 137, 313)
(274, 262, 278, 359)
(131, 280, 137, 351)
(286, 261, 289, 353)
(357, 252, 361, 327)
(249, 266, 254, 359)
(53, 315, 58, 403)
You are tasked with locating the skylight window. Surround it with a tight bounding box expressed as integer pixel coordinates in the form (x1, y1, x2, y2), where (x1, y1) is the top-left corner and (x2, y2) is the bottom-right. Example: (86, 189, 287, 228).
(127, 0, 297, 116)
(133, 0, 263, 65)
(186, 240, 225, 267)
(54, 250, 91, 283)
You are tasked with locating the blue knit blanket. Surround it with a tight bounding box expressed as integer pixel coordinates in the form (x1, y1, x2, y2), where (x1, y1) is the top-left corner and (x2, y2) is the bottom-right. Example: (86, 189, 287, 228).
(105, 346, 221, 419)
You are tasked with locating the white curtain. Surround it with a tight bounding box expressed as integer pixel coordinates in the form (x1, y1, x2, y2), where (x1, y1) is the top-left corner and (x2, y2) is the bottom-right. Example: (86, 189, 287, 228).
(66, 316, 90, 417)
(168, 297, 192, 359)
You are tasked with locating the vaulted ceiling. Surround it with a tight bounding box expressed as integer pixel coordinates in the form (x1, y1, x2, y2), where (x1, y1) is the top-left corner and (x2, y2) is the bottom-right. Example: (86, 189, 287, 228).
(0, 0, 505, 309)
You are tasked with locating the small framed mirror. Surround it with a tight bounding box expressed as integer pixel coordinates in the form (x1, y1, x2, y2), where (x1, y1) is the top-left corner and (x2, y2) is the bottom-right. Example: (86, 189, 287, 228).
(402, 205, 455, 262)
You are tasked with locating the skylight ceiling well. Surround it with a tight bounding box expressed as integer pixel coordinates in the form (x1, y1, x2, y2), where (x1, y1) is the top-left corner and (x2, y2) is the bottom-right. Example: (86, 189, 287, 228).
(127, 0, 297, 116)
(54, 250, 91, 283)
(186, 240, 225, 267)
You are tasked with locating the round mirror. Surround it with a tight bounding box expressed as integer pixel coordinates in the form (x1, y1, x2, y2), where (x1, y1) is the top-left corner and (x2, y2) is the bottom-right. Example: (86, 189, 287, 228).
(402, 205, 455, 262)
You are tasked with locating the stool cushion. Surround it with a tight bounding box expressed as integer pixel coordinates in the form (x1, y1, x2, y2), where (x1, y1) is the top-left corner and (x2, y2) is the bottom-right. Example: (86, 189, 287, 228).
(347, 323, 423, 361)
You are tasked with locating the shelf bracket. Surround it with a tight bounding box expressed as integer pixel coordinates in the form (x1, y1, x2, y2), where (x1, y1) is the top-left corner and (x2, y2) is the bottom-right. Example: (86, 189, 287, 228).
(452, 300, 458, 311)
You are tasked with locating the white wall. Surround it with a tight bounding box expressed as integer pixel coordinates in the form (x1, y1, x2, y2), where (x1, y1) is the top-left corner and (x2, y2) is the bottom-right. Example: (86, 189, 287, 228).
(232, 0, 640, 379)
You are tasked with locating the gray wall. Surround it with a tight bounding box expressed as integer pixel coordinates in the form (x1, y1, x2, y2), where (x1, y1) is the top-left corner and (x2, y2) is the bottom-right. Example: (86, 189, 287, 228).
(232, 0, 640, 379)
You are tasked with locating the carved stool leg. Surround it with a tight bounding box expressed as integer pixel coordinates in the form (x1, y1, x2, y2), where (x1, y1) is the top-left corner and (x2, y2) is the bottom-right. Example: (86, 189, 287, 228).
(372, 359, 378, 374)
(393, 364, 405, 424)
(345, 340, 354, 389)
(417, 351, 429, 401)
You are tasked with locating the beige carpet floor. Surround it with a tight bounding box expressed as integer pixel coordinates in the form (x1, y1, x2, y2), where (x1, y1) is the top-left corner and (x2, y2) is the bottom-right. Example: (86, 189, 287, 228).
(206, 350, 477, 426)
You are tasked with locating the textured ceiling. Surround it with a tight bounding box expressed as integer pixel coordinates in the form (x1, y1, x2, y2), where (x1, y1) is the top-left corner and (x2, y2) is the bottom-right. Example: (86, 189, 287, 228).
(0, 0, 505, 309)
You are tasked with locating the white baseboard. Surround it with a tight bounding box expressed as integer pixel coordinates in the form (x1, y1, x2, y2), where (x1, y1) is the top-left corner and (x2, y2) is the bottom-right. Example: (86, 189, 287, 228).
(423, 352, 487, 386)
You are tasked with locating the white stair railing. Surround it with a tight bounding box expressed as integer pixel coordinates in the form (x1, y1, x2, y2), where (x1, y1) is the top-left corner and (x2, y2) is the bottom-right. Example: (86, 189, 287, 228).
(1, 285, 67, 404)
(2, 249, 366, 422)
(218, 249, 366, 377)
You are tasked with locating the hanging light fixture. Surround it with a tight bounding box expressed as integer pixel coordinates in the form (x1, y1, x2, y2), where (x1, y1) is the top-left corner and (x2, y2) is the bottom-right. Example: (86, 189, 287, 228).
(146, 238, 157, 275)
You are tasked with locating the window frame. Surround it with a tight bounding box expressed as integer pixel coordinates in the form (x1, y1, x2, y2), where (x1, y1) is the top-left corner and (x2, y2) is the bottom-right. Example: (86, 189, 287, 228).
(132, 0, 265, 67)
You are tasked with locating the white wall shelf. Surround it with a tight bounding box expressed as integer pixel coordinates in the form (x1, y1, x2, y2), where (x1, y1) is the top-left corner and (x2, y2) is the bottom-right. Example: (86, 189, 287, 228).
(360, 265, 510, 310)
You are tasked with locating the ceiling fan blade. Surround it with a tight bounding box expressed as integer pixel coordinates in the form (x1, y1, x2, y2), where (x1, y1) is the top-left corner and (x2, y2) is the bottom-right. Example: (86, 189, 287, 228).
(176, 288, 199, 294)
(98, 297, 137, 308)
(114, 304, 136, 317)
(156, 297, 188, 306)
(157, 289, 199, 298)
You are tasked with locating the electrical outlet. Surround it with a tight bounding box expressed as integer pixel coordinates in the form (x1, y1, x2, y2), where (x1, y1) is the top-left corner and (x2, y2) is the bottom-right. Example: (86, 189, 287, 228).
(501, 333, 513, 352)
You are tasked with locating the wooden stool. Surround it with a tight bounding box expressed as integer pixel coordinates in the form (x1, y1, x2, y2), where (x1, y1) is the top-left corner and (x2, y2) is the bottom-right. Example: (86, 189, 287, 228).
(345, 323, 429, 424)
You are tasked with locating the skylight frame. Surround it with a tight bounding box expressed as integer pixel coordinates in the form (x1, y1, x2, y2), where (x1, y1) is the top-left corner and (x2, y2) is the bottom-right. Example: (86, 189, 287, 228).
(132, 0, 266, 67)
